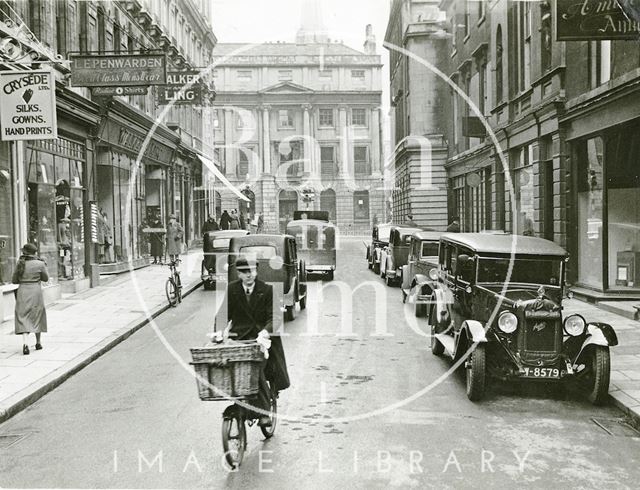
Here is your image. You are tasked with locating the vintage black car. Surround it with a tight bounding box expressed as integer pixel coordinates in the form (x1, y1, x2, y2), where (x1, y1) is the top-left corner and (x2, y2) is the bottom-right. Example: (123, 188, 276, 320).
(428, 233, 617, 404)
(287, 218, 337, 280)
(201, 230, 250, 290)
(366, 223, 392, 274)
(379, 226, 422, 286)
(400, 231, 442, 314)
(228, 234, 307, 321)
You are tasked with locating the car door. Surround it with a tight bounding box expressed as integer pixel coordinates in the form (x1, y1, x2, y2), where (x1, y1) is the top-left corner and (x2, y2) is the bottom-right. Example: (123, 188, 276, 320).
(450, 246, 475, 329)
(402, 237, 417, 290)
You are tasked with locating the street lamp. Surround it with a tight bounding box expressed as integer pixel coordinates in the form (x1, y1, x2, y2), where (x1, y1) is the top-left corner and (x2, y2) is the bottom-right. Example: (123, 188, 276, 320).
(301, 187, 315, 210)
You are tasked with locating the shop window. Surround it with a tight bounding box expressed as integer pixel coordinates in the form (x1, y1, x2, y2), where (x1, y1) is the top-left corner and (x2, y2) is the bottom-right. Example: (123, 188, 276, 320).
(512, 145, 534, 236)
(576, 137, 604, 289)
(354, 191, 370, 221)
(0, 143, 15, 284)
(606, 130, 640, 290)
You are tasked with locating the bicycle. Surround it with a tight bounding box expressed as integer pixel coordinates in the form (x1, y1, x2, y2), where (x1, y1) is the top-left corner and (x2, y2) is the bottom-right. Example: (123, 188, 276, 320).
(165, 258, 182, 306)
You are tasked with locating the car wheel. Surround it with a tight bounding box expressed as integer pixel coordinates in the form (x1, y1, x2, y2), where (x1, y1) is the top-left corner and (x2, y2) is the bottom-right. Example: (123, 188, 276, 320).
(415, 291, 427, 317)
(466, 344, 486, 402)
(373, 262, 380, 274)
(429, 309, 444, 356)
(285, 304, 296, 322)
(585, 346, 611, 405)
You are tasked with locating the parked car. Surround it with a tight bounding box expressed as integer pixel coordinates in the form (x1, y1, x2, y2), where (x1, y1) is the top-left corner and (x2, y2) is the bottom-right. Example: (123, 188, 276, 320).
(379, 226, 422, 286)
(228, 234, 308, 321)
(201, 230, 250, 290)
(366, 223, 392, 274)
(400, 231, 442, 315)
(428, 233, 618, 404)
(287, 218, 337, 280)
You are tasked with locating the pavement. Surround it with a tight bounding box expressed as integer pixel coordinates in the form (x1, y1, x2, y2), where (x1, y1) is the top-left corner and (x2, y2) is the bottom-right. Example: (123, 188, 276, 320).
(0, 241, 640, 429)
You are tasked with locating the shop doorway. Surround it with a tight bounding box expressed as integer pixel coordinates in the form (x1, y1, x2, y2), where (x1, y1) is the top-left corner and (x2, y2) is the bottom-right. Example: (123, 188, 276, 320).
(278, 190, 298, 233)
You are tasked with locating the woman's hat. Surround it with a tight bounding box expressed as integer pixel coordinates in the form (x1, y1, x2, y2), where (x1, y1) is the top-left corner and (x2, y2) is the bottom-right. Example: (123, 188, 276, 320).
(22, 243, 37, 256)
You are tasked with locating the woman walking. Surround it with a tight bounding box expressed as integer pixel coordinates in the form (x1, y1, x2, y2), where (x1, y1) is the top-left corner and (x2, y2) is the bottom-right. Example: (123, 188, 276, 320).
(12, 243, 49, 355)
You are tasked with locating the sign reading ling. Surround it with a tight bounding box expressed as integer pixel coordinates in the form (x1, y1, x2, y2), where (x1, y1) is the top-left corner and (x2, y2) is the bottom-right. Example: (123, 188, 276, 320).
(557, 0, 640, 40)
(0, 70, 57, 141)
(70, 54, 167, 87)
(157, 71, 203, 105)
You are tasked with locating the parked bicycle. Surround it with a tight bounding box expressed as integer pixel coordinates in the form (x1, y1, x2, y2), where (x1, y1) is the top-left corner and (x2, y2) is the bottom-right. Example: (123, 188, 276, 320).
(165, 259, 182, 306)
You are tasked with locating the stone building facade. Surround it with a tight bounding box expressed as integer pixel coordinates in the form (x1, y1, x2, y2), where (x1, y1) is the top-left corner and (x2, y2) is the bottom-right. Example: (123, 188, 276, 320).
(210, 34, 386, 235)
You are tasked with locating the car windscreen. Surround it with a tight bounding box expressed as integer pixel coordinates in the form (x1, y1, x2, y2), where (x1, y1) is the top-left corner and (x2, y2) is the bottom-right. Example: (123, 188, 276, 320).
(212, 238, 231, 249)
(239, 245, 278, 260)
(420, 241, 439, 258)
(477, 257, 562, 286)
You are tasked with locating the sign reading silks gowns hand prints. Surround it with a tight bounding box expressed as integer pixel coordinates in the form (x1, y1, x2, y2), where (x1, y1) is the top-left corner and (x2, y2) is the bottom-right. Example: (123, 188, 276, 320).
(0, 70, 57, 141)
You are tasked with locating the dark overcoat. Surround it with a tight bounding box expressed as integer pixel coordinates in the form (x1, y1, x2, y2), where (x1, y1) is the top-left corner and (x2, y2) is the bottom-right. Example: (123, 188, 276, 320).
(225, 278, 290, 391)
(12, 257, 48, 334)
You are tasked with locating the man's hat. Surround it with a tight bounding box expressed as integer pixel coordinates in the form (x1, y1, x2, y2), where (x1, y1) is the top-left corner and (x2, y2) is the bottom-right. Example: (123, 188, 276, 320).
(235, 256, 256, 271)
(22, 243, 37, 256)
(169, 213, 176, 219)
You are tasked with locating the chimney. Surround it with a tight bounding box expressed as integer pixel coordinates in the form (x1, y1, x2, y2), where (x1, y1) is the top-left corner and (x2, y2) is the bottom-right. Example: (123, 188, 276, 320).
(364, 24, 376, 55)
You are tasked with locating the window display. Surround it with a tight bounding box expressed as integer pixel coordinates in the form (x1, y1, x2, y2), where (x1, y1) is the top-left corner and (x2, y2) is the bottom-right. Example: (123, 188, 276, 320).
(0, 142, 15, 285)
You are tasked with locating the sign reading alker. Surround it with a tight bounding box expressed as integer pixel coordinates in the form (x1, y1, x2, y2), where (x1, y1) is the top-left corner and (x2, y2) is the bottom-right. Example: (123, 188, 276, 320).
(557, 0, 640, 40)
(70, 54, 167, 87)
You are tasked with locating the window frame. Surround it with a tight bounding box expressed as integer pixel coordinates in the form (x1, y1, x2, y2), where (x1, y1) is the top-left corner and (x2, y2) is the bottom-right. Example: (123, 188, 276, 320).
(318, 108, 334, 127)
(278, 109, 295, 129)
(351, 108, 367, 127)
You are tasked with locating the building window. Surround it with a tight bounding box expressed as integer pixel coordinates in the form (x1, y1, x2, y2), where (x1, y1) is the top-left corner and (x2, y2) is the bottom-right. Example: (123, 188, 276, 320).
(478, 0, 486, 20)
(354, 191, 370, 221)
(236, 109, 255, 129)
(589, 41, 611, 88)
(97, 6, 105, 54)
(452, 176, 465, 231)
(479, 61, 487, 115)
(351, 70, 365, 81)
(351, 108, 367, 127)
(319, 108, 334, 127)
(213, 110, 220, 128)
(237, 70, 252, 81)
(278, 109, 294, 128)
(238, 149, 249, 178)
(319, 69, 333, 78)
(354, 146, 370, 176)
(512, 145, 534, 236)
(540, 1, 552, 73)
(495, 25, 503, 103)
(320, 146, 335, 178)
(464, 0, 470, 38)
(451, 17, 457, 53)
(516, 1, 532, 92)
(278, 70, 292, 81)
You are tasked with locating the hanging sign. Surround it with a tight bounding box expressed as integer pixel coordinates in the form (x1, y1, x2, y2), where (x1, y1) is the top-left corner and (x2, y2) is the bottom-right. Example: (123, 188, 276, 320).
(0, 70, 57, 141)
(70, 54, 167, 87)
(556, 0, 640, 40)
(157, 71, 203, 105)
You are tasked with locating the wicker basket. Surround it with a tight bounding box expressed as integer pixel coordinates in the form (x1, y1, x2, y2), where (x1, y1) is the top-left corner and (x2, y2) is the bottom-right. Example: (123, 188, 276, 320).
(190, 341, 263, 401)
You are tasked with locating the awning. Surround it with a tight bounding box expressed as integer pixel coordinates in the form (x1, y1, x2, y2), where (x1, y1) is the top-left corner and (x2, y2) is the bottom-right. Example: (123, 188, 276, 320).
(197, 154, 249, 202)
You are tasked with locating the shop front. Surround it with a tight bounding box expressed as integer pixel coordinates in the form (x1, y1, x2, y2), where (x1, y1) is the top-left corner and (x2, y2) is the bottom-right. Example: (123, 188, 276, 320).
(95, 104, 177, 273)
(572, 118, 640, 293)
(0, 141, 15, 286)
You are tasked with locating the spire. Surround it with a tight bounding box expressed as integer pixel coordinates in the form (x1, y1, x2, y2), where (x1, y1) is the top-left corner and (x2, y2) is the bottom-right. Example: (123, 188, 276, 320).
(295, 0, 328, 44)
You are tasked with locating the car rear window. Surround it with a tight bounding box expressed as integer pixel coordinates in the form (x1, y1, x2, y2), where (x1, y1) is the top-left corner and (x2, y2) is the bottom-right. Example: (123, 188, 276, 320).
(421, 242, 439, 257)
(239, 245, 277, 260)
(212, 238, 231, 248)
(378, 228, 391, 241)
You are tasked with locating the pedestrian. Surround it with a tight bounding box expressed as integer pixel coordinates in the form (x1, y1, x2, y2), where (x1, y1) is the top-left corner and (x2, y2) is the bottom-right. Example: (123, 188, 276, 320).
(12, 243, 48, 355)
(220, 210, 231, 230)
(150, 213, 164, 264)
(221, 257, 290, 426)
(102, 211, 114, 263)
(229, 209, 240, 230)
(447, 216, 461, 233)
(257, 213, 264, 234)
(202, 215, 219, 233)
(166, 213, 184, 263)
(96, 209, 105, 264)
(405, 214, 417, 227)
(239, 211, 246, 230)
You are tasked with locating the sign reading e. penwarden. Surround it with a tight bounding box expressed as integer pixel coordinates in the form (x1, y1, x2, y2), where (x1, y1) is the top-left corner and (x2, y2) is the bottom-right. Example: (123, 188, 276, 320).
(557, 0, 640, 40)
(70, 54, 167, 87)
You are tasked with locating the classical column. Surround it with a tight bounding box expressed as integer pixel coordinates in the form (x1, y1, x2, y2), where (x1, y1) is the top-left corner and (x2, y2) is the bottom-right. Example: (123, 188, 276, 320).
(302, 103, 312, 175)
(371, 107, 381, 176)
(223, 107, 235, 177)
(262, 105, 271, 174)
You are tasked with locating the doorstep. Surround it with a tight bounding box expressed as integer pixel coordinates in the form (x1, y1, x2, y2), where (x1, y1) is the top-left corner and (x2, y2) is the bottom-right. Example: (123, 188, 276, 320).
(97, 257, 151, 275)
(570, 286, 640, 321)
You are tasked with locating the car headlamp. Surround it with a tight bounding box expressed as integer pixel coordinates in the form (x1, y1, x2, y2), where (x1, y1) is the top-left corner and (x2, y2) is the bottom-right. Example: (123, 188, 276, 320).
(497, 311, 518, 334)
(563, 314, 586, 336)
(428, 268, 438, 281)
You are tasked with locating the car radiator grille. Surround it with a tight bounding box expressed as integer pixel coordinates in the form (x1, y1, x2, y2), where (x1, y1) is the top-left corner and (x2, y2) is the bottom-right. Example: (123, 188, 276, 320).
(522, 311, 561, 357)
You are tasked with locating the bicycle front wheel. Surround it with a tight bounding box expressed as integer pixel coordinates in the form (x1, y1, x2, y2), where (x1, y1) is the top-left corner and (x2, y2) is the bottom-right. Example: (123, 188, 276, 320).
(222, 413, 246, 469)
(260, 382, 278, 439)
(165, 277, 178, 307)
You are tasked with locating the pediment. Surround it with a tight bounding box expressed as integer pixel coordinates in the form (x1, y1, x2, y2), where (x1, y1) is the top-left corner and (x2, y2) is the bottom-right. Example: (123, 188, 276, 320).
(259, 81, 314, 94)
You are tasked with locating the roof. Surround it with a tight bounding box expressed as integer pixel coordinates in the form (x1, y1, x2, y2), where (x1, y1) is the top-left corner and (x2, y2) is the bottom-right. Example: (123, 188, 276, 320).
(413, 231, 445, 241)
(287, 219, 336, 228)
(212, 42, 370, 58)
(229, 234, 293, 250)
(440, 233, 568, 256)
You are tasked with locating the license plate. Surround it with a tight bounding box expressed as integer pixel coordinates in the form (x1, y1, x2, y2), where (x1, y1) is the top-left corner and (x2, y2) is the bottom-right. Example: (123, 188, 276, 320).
(521, 367, 565, 379)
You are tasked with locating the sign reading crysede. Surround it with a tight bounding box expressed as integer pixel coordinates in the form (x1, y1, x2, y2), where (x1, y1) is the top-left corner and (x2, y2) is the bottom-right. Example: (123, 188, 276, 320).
(0, 70, 57, 141)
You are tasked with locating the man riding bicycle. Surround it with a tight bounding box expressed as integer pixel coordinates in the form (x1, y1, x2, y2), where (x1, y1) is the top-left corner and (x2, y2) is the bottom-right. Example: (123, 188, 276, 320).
(221, 256, 290, 426)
